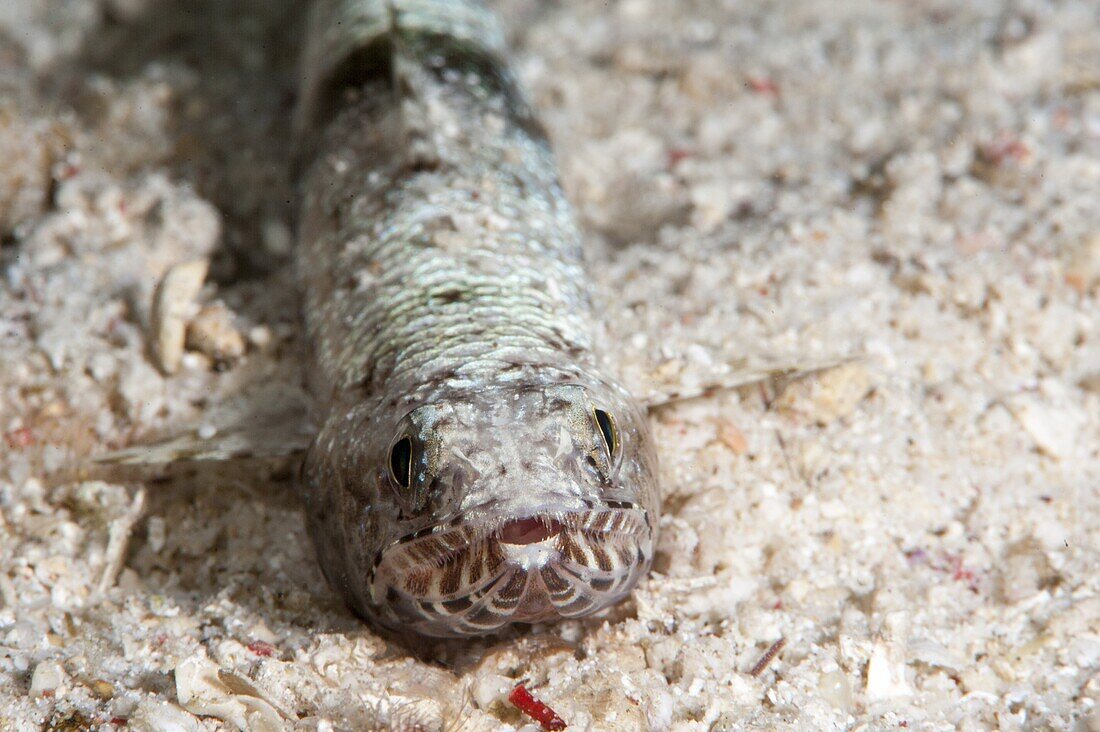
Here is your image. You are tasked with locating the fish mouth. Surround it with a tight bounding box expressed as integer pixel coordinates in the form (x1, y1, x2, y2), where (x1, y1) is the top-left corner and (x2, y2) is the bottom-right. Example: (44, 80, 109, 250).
(369, 502, 653, 637)
(498, 516, 564, 545)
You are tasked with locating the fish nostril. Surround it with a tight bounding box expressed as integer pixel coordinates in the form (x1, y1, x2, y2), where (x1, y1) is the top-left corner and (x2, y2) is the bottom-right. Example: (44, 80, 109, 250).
(498, 517, 563, 545)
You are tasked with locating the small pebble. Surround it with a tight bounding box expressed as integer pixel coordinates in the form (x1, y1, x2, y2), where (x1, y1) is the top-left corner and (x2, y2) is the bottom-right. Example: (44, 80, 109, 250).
(959, 665, 1002, 695)
(1007, 395, 1081, 459)
(865, 642, 910, 699)
(88, 679, 115, 700)
(185, 302, 245, 363)
(248, 325, 273, 348)
(999, 541, 1057, 603)
(817, 670, 851, 711)
(130, 699, 204, 732)
(147, 516, 167, 553)
(261, 217, 293, 257)
(1065, 233, 1100, 293)
(908, 638, 963, 670)
(471, 672, 512, 710)
(249, 620, 278, 645)
(776, 362, 873, 424)
(716, 421, 748, 455)
(29, 660, 65, 698)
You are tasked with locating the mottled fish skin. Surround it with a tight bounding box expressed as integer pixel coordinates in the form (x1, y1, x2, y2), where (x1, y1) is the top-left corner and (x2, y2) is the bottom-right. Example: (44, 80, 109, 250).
(295, 0, 659, 637)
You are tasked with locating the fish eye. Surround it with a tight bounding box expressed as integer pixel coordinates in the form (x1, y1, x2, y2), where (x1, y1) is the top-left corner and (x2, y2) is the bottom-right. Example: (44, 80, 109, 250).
(593, 408, 619, 459)
(389, 435, 412, 489)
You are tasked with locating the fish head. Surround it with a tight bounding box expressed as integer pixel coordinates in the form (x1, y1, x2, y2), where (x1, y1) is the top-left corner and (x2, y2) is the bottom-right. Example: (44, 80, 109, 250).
(362, 379, 659, 637)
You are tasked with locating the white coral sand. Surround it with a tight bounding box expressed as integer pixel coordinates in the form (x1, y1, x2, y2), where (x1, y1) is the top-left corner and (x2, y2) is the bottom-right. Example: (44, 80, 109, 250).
(1, 0, 1098, 730)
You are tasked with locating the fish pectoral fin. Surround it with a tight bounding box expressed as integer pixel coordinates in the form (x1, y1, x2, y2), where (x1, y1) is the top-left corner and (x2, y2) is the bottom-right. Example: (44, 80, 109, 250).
(640, 354, 862, 411)
(50, 400, 315, 487)
(92, 424, 313, 467)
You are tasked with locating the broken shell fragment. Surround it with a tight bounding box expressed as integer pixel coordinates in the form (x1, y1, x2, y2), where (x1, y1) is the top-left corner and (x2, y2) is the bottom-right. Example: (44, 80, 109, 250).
(150, 259, 209, 374)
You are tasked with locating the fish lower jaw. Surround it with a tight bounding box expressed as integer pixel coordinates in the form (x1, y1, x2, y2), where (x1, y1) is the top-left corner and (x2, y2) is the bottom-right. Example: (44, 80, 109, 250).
(500, 540, 561, 570)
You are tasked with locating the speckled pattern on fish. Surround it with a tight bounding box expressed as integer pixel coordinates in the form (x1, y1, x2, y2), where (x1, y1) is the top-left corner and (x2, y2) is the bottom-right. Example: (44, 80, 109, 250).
(294, 0, 660, 637)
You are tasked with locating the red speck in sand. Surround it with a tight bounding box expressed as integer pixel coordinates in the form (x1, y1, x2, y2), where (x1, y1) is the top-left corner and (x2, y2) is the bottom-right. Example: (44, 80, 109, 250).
(247, 640, 277, 657)
(509, 684, 567, 731)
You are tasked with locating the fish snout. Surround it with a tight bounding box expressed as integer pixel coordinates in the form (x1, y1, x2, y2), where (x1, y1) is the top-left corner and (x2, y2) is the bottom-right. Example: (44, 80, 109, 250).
(372, 505, 652, 636)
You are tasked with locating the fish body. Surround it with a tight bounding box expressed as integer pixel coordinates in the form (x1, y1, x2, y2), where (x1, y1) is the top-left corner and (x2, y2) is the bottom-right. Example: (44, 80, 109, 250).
(294, 0, 660, 636)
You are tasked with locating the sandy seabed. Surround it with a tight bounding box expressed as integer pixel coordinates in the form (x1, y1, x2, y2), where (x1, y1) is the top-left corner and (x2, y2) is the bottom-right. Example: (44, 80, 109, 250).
(1, 0, 1098, 730)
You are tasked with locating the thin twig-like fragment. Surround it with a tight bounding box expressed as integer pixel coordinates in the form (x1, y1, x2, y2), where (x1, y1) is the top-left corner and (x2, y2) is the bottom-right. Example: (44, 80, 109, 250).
(749, 637, 786, 677)
(97, 488, 146, 595)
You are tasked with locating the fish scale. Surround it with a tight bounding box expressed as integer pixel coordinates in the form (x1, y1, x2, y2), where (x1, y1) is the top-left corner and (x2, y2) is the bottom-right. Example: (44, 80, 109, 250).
(298, 13, 589, 384)
(295, 0, 660, 637)
(300, 106, 594, 396)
